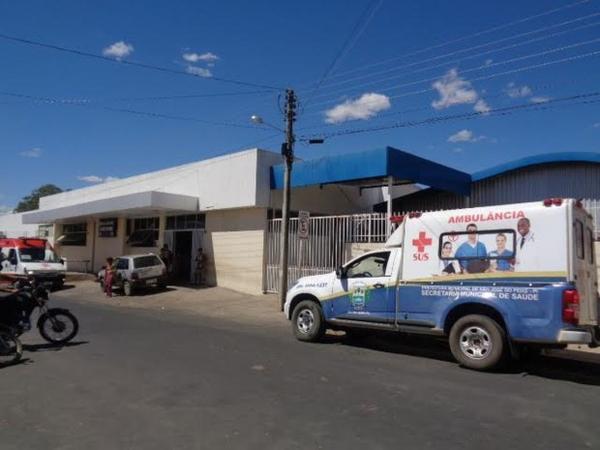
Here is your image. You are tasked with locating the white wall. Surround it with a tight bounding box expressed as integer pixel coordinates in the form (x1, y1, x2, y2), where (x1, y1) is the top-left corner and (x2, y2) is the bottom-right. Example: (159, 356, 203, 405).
(38, 149, 278, 212)
(204, 208, 268, 294)
(270, 184, 383, 215)
(0, 212, 43, 238)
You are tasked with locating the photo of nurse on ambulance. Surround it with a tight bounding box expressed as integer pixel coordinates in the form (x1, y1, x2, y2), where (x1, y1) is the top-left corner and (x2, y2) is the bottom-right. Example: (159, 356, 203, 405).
(438, 223, 517, 275)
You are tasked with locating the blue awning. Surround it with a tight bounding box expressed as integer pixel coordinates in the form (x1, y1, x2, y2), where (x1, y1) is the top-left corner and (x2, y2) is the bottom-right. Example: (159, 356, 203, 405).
(270, 146, 471, 196)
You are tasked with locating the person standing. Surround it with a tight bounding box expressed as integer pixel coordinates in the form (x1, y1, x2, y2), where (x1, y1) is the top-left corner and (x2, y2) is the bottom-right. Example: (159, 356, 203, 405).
(454, 223, 488, 273)
(159, 244, 173, 277)
(194, 248, 205, 286)
(515, 217, 538, 272)
(104, 257, 115, 298)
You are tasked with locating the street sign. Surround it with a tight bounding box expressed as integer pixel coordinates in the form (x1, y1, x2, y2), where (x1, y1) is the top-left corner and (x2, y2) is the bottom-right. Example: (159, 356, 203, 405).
(298, 211, 310, 239)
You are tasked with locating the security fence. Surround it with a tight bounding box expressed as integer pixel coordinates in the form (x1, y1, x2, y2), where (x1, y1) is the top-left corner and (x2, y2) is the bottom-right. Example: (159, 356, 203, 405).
(265, 213, 390, 293)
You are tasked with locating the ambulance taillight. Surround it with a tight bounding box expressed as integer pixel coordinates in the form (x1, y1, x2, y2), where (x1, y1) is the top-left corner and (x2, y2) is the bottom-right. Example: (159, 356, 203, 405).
(562, 289, 580, 325)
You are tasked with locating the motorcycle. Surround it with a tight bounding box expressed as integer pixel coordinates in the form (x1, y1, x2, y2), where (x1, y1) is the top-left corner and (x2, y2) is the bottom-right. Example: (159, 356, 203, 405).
(0, 325, 22, 367)
(0, 280, 79, 345)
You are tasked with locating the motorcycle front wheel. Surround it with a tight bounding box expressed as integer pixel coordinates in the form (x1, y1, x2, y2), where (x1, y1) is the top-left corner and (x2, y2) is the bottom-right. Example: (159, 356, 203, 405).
(38, 309, 79, 344)
(0, 329, 23, 367)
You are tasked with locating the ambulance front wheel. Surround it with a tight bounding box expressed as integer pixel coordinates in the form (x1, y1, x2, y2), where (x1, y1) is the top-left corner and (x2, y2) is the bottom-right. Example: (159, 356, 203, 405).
(292, 300, 326, 342)
(449, 314, 507, 371)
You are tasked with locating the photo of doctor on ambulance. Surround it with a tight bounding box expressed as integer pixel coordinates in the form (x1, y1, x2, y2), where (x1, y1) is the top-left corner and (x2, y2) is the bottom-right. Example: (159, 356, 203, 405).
(417, 207, 557, 280)
(437, 218, 542, 276)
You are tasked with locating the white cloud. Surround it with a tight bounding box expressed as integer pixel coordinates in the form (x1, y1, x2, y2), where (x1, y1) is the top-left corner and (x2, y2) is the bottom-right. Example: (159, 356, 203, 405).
(484, 59, 493, 66)
(432, 69, 478, 110)
(505, 82, 532, 98)
(186, 65, 213, 77)
(449, 129, 473, 143)
(325, 93, 391, 123)
(0, 205, 13, 215)
(448, 129, 486, 143)
(530, 96, 551, 104)
(19, 147, 42, 158)
(182, 52, 219, 63)
(593, 122, 600, 128)
(78, 175, 119, 184)
(102, 41, 134, 60)
(474, 99, 491, 114)
(452, 147, 464, 153)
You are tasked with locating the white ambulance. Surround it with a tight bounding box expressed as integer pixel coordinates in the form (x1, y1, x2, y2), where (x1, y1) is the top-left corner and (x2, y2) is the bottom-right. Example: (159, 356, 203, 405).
(284, 199, 599, 371)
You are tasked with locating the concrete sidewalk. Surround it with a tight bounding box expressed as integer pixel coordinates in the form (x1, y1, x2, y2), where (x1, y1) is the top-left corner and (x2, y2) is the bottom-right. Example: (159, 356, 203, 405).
(55, 280, 286, 330)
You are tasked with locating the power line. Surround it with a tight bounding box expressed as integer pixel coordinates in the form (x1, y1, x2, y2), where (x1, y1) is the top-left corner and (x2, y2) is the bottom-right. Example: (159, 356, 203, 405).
(310, 0, 592, 82)
(0, 33, 283, 91)
(301, 91, 600, 140)
(308, 36, 600, 110)
(303, 0, 384, 108)
(109, 90, 275, 102)
(295, 77, 590, 133)
(0, 91, 272, 130)
(302, 45, 600, 117)
(303, 12, 600, 101)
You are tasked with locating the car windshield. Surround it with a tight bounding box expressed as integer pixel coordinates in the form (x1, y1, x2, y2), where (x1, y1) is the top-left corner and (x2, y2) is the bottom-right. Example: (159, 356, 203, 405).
(18, 243, 60, 263)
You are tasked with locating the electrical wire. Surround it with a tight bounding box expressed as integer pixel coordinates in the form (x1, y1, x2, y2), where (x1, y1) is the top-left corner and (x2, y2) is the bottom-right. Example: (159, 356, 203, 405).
(0, 33, 283, 91)
(310, 0, 593, 82)
(303, 12, 600, 102)
(0, 90, 272, 130)
(307, 36, 600, 110)
(300, 46, 600, 119)
(303, 0, 384, 108)
(300, 91, 600, 140)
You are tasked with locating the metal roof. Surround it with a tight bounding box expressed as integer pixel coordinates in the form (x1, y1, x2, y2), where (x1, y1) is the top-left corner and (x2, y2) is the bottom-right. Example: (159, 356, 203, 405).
(270, 146, 472, 196)
(472, 152, 600, 182)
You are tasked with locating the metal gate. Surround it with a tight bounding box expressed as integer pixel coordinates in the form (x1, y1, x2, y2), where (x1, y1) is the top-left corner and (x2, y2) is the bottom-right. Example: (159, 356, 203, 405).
(265, 213, 390, 293)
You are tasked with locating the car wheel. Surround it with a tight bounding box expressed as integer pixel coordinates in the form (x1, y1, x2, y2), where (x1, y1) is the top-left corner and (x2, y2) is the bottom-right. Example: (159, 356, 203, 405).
(291, 300, 326, 342)
(449, 314, 506, 371)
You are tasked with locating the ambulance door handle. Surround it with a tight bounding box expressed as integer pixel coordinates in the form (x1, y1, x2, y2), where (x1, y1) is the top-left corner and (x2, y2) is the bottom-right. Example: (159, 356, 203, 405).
(373, 283, 385, 289)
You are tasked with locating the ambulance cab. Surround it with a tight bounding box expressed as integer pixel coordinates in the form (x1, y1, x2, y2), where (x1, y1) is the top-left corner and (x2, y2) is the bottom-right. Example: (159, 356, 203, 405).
(0, 237, 66, 289)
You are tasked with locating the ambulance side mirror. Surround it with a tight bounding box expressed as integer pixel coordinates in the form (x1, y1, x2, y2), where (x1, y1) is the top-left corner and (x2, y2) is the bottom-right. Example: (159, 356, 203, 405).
(9, 257, 17, 266)
(335, 266, 345, 279)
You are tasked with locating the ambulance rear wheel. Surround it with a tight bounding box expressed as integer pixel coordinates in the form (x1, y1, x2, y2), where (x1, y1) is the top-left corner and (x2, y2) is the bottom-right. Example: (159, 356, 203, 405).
(292, 300, 326, 342)
(449, 314, 506, 371)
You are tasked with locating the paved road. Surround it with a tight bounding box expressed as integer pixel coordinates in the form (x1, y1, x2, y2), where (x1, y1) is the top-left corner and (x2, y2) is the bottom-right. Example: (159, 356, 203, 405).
(2, 296, 600, 450)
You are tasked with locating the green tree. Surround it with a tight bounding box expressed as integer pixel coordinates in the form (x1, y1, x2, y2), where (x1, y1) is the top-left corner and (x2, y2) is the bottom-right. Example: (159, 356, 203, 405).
(14, 184, 63, 213)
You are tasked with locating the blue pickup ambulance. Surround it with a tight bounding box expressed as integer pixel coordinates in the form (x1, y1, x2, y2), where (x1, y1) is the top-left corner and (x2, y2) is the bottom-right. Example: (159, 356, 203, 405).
(284, 199, 599, 370)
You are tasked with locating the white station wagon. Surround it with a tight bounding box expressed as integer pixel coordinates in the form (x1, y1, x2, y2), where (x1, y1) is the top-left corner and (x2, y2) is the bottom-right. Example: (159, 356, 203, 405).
(98, 253, 167, 296)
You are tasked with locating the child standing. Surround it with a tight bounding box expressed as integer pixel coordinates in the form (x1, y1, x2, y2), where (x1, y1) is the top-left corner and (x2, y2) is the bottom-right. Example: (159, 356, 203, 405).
(104, 257, 115, 297)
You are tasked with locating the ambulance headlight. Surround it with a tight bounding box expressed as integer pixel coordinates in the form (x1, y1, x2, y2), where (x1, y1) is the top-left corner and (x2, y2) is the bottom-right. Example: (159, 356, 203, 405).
(25, 269, 35, 275)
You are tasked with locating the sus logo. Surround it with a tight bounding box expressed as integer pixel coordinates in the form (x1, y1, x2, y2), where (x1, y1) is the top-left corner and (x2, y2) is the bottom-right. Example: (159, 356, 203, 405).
(412, 231, 432, 261)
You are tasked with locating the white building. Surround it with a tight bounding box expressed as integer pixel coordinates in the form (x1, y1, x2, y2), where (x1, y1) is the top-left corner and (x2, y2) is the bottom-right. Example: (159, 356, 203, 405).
(9, 148, 389, 294)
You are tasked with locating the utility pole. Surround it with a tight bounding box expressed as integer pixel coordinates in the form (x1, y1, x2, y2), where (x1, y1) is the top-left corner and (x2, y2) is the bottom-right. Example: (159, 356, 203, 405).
(279, 88, 297, 310)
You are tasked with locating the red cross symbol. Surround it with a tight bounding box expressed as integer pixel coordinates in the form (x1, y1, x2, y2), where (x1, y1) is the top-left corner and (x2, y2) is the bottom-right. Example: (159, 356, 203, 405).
(412, 231, 432, 253)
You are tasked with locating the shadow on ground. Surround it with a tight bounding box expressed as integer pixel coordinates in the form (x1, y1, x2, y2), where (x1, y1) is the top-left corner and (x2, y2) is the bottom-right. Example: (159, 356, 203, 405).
(23, 340, 89, 352)
(322, 332, 600, 386)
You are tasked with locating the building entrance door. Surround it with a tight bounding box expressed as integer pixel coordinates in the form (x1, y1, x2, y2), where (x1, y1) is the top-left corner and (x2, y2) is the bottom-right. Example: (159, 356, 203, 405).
(173, 231, 193, 282)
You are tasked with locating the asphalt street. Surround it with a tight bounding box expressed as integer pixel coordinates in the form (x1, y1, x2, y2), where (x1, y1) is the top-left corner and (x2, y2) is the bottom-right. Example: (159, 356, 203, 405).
(2, 296, 600, 450)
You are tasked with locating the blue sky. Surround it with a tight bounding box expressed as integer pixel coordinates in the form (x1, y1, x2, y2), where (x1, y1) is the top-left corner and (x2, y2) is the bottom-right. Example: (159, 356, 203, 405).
(1, 0, 599, 210)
